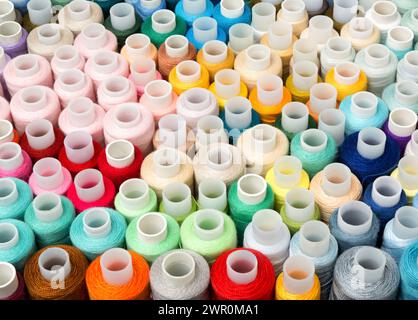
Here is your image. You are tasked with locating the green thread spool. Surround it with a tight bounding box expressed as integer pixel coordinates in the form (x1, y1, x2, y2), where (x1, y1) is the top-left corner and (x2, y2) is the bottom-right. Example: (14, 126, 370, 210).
(401, 9, 418, 43)
(291, 129, 337, 178)
(114, 179, 158, 223)
(159, 182, 197, 223)
(180, 209, 237, 264)
(141, 10, 187, 47)
(126, 212, 180, 263)
(275, 114, 317, 141)
(104, 13, 141, 48)
(159, 199, 197, 223)
(228, 174, 274, 243)
(280, 187, 321, 234)
(51, 0, 72, 6)
(93, 0, 123, 15)
(24, 193, 75, 247)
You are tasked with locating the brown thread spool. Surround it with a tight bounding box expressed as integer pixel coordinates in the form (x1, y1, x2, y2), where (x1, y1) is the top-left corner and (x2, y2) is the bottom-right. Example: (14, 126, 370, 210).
(157, 35, 196, 79)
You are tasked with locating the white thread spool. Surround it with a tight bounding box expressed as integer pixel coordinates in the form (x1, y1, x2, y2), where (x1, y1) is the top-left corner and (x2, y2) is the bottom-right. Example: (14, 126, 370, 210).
(392, 206, 418, 240)
(0, 178, 17, 207)
(371, 176, 402, 208)
(198, 178, 227, 211)
(353, 246, 386, 283)
(251, 2, 276, 33)
(74, 169, 105, 203)
(321, 163, 352, 197)
(337, 200, 373, 235)
(274, 155, 303, 188)
(196, 115, 228, 147)
(162, 182, 192, 219)
(245, 44, 271, 72)
(283, 255, 315, 294)
(82, 208, 112, 238)
(249, 124, 277, 154)
(38, 247, 72, 282)
(292, 38, 318, 65)
(228, 23, 254, 53)
(0, 262, 18, 299)
(162, 251, 196, 287)
(32, 158, 64, 191)
(136, 212, 168, 244)
(387, 26, 414, 52)
(153, 147, 181, 179)
(158, 114, 187, 150)
(357, 127, 386, 160)
(285, 187, 315, 222)
(33, 192, 63, 223)
(281, 102, 309, 133)
(100, 248, 133, 285)
(366, 1, 401, 41)
(109, 3, 135, 31)
(302, 15, 335, 47)
(226, 250, 258, 285)
(388, 108, 418, 138)
(27, 0, 52, 26)
(299, 220, 330, 257)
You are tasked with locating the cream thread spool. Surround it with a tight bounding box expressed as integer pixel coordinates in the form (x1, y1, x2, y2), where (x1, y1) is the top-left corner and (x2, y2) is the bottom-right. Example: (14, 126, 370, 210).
(290, 38, 319, 71)
(300, 15, 338, 52)
(140, 80, 177, 122)
(277, 0, 308, 37)
(228, 23, 254, 54)
(140, 147, 194, 199)
(340, 17, 380, 52)
(50, 45, 85, 78)
(121, 34, 157, 64)
(97, 75, 137, 112)
(0, 1, 16, 24)
(195, 115, 229, 152)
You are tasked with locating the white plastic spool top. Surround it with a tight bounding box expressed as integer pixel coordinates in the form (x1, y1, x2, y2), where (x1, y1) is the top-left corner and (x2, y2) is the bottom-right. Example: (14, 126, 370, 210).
(237, 174, 267, 205)
(33, 192, 63, 223)
(82, 207, 112, 238)
(193, 17, 218, 44)
(353, 246, 386, 284)
(74, 169, 105, 203)
(394, 81, 418, 106)
(67, 97, 96, 127)
(136, 212, 168, 243)
(0, 178, 17, 207)
(397, 155, 418, 190)
(221, 0, 244, 19)
(228, 23, 254, 53)
(299, 220, 330, 257)
(274, 155, 303, 188)
(194, 209, 225, 241)
(300, 129, 328, 153)
(63, 131, 95, 165)
(245, 44, 271, 71)
(321, 163, 352, 197)
(281, 102, 309, 134)
(80, 23, 108, 50)
(256, 74, 283, 106)
(119, 178, 150, 210)
(371, 176, 402, 208)
(152, 147, 181, 179)
(162, 251, 196, 287)
(162, 182, 192, 218)
(392, 206, 418, 240)
(224, 96, 252, 130)
(176, 60, 201, 83)
(158, 114, 187, 149)
(0, 21, 22, 46)
(251, 2, 276, 32)
(333, 0, 357, 24)
(0, 222, 19, 250)
(318, 108, 345, 147)
(357, 127, 386, 160)
(109, 3, 135, 31)
(251, 209, 284, 245)
(196, 115, 227, 147)
(283, 255, 315, 294)
(197, 178, 227, 212)
(164, 35, 189, 58)
(0, 262, 18, 299)
(226, 249, 258, 284)
(0, 1, 16, 24)
(285, 187, 315, 222)
(32, 157, 64, 191)
(388, 108, 417, 138)
(337, 200, 373, 235)
(0, 121, 14, 146)
(68, 0, 92, 22)
(202, 40, 228, 64)
(152, 9, 176, 34)
(106, 139, 135, 169)
(125, 34, 152, 58)
(27, 0, 52, 26)
(130, 58, 157, 86)
(38, 247, 72, 282)
(100, 248, 133, 286)
(0, 143, 23, 171)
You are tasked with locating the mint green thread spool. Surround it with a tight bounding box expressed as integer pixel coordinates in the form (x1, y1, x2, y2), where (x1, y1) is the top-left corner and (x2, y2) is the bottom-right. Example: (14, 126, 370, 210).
(159, 182, 197, 223)
(197, 178, 228, 213)
(24, 193, 75, 247)
(114, 179, 158, 223)
(0, 178, 33, 220)
(291, 129, 337, 179)
(280, 188, 321, 234)
(228, 174, 274, 243)
(401, 9, 418, 42)
(126, 212, 180, 263)
(180, 209, 237, 264)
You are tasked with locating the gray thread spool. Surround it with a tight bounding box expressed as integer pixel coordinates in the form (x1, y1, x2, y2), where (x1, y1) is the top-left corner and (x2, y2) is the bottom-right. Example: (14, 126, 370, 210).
(330, 246, 400, 300)
(289, 221, 338, 299)
(150, 249, 210, 300)
(329, 201, 379, 253)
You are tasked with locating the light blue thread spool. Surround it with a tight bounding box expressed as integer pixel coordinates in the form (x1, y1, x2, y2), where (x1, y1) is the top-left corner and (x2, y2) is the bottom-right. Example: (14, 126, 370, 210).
(0, 178, 33, 220)
(70, 207, 127, 260)
(399, 241, 418, 300)
(127, 0, 166, 20)
(385, 26, 414, 60)
(382, 81, 418, 114)
(0, 219, 36, 270)
(24, 193, 75, 247)
(401, 9, 418, 43)
(175, 0, 214, 26)
(212, 2, 251, 34)
(186, 17, 227, 50)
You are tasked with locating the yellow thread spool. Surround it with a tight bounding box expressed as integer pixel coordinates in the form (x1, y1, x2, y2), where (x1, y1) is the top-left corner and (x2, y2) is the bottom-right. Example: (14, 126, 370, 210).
(325, 65, 368, 102)
(168, 61, 210, 95)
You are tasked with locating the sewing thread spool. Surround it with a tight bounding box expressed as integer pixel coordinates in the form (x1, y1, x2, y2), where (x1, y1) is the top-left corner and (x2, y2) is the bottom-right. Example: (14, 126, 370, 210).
(340, 17, 381, 52)
(121, 33, 158, 65)
(276, 0, 308, 37)
(126, 212, 180, 263)
(265, 155, 310, 210)
(365, 1, 401, 43)
(196, 40, 234, 81)
(141, 9, 187, 47)
(54, 69, 95, 108)
(383, 108, 418, 152)
(0, 178, 32, 220)
(58, 97, 105, 144)
(151, 249, 210, 300)
(103, 102, 155, 155)
(275, 102, 316, 140)
(159, 182, 196, 223)
(250, 2, 275, 42)
(290, 38, 319, 69)
(181, 209, 237, 264)
(329, 201, 380, 252)
(157, 35, 196, 78)
(58, 0, 104, 35)
(0, 21, 28, 58)
(406, 130, 418, 157)
(73, 23, 117, 60)
(186, 17, 226, 51)
(0, 142, 32, 181)
(237, 124, 289, 175)
(330, 246, 400, 300)
(0, 219, 35, 270)
(86, 248, 150, 300)
(141, 147, 193, 198)
(140, 80, 177, 122)
(168, 60, 210, 95)
(0, 1, 16, 24)
(243, 209, 290, 275)
(97, 76, 136, 112)
(309, 163, 363, 223)
(66, 169, 115, 212)
(280, 188, 320, 234)
(339, 91, 389, 135)
(382, 80, 418, 114)
(300, 15, 338, 51)
(286, 61, 321, 104)
(227, 23, 254, 54)
(381, 206, 418, 263)
(339, 128, 401, 185)
(10, 86, 60, 134)
(194, 115, 229, 152)
(401, 9, 418, 43)
(355, 43, 398, 96)
(234, 44, 282, 90)
(249, 74, 291, 125)
(23, 245, 89, 299)
(399, 241, 418, 300)
(24, 193, 75, 247)
(314, 108, 346, 148)
(385, 26, 414, 60)
(289, 221, 338, 299)
(306, 83, 338, 122)
(333, 0, 357, 29)
(4, 54, 53, 97)
(132, 0, 166, 20)
(175, 0, 214, 27)
(212, 0, 251, 34)
(0, 262, 25, 300)
(129, 58, 162, 97)
(28, 157, 72, 196)
(0, 120, 15, 145)
(211, 248, 276, 300)
(275, 255, 321, 300)
(50, 45, 85, 77)
(193, 142, 245, 187)
(391, 155, 418, 202)
(70, 207, 126, 260)
(397, 51, 418, 84)
(20, 119, 64, 163)
(320, 37, 356, 78)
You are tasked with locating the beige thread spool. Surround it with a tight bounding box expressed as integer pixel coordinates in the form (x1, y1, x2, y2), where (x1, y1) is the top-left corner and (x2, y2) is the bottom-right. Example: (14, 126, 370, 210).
(276, 0, 309, 37)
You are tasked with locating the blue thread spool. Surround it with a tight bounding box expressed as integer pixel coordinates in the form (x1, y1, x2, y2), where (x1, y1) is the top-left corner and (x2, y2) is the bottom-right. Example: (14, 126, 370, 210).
(212, 1, 251, 34)
(382, 81, 418, 114)
(186, 17, 227, 50)
(339, 128, 400, 186)
(175, 0, 214, 26)
(127, 0, 166, 20)
(70, 207, 127, 260)
(0, 178, 33, 220)
(399, 241, 418, 300)
(24, 193, 75, 247)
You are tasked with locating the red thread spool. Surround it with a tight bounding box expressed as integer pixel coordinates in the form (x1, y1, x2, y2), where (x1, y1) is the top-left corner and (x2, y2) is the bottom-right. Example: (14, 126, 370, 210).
(97, 142, 143, 189)
(59, 141, 102, 177)
(211, 248, 275, 300)
(20, 127, 64, 162)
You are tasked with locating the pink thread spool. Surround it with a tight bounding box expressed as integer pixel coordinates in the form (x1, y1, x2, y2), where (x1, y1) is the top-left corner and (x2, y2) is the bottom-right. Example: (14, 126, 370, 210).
(84, 50, 129, 90)
(54, 68, 95, 108)
(0, 142, 32, 180)
(50, 45, 85, 78)
(0, 96, 11, 121)
(97, 75, 137, 112)
(3, 54, 53, 96)
(10, 85, 60, 134)
(0, 47, 10, 98)
(103, 102, 155, 155)
(59, 96, 105, 144)
(74, 23, 117, 59)
(28, 157, 72, 195)
(128, 58, 162, 96)
(139, 80, 177, 122)
(0, 120, 14, 145)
